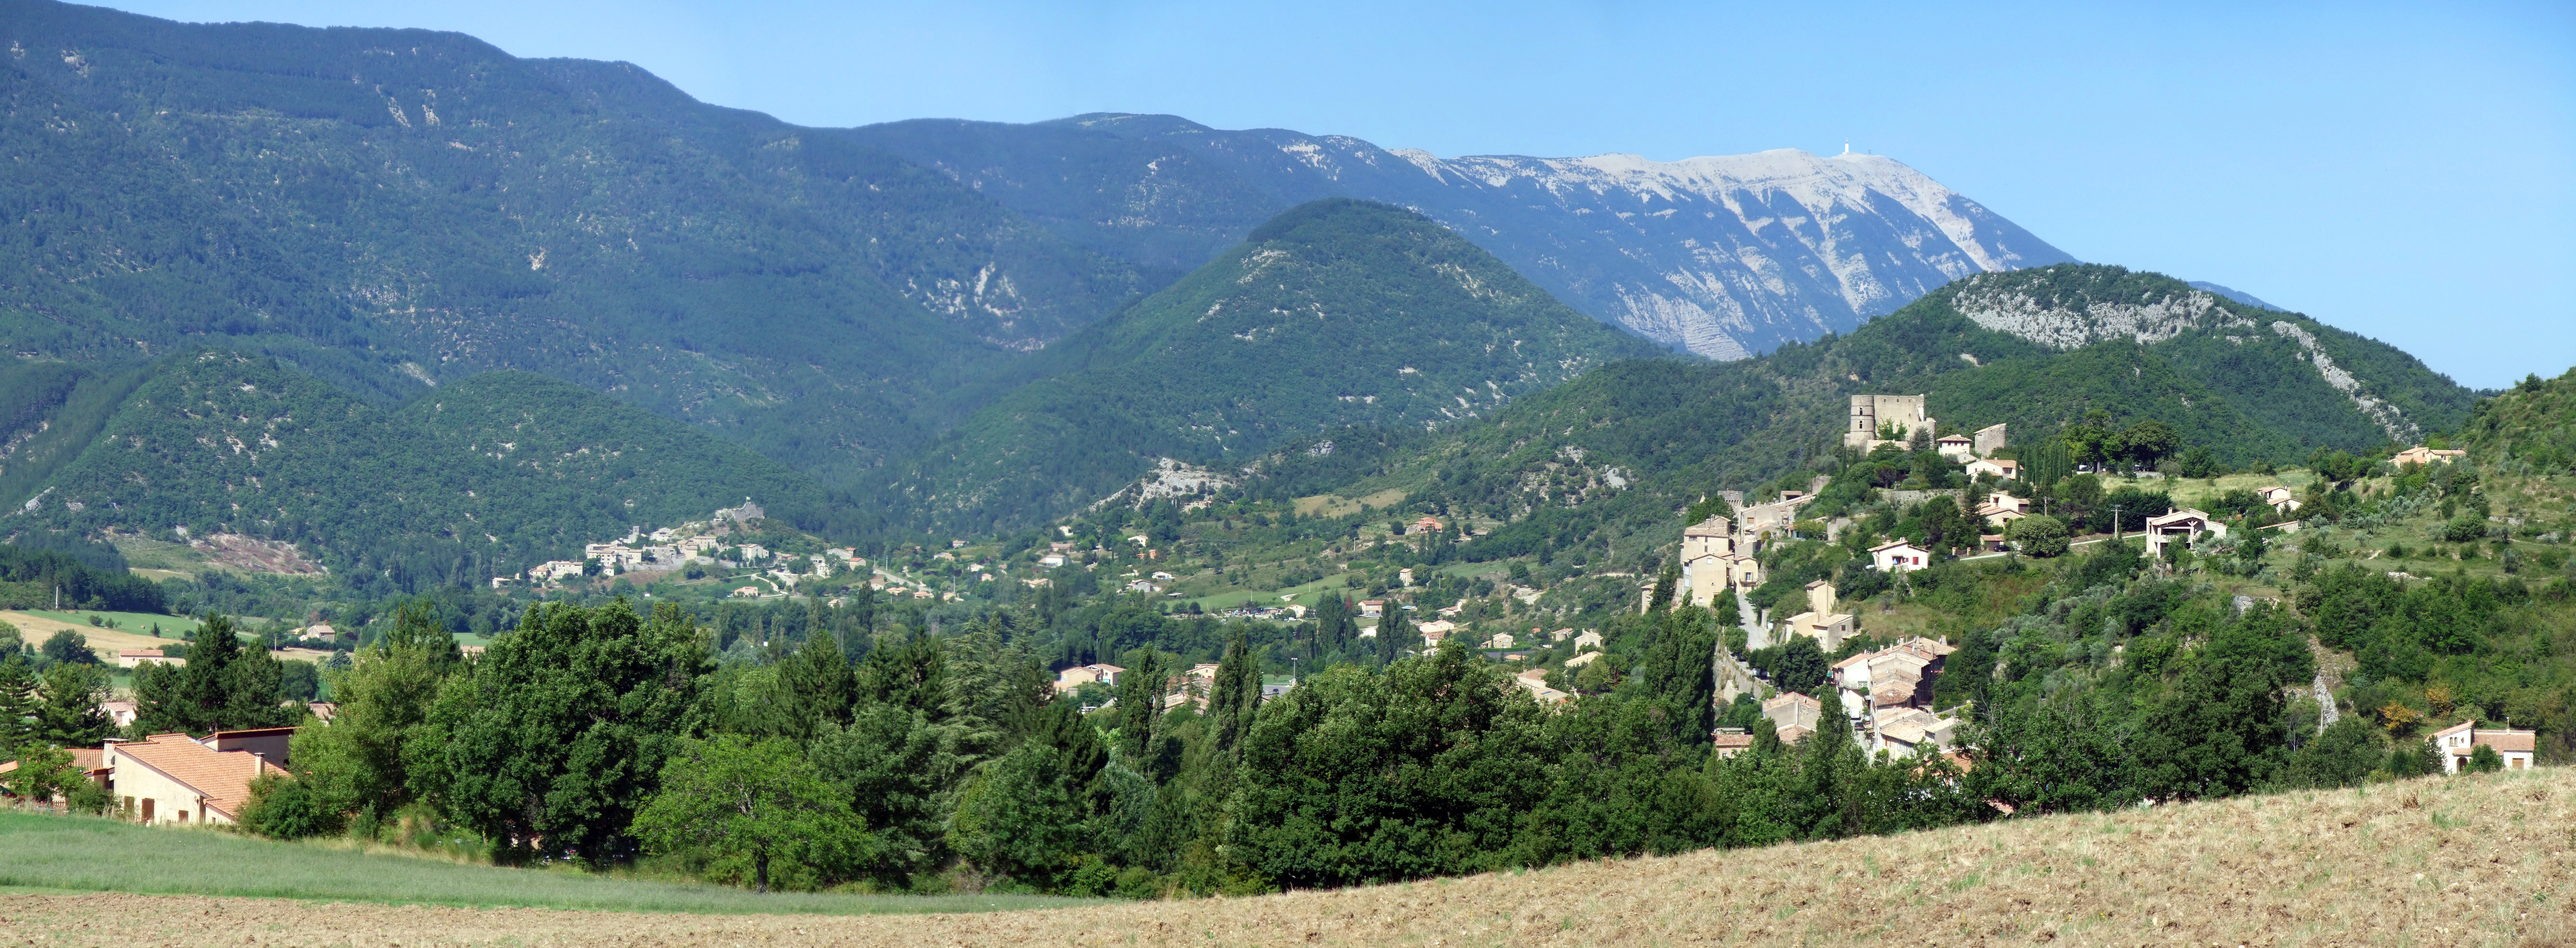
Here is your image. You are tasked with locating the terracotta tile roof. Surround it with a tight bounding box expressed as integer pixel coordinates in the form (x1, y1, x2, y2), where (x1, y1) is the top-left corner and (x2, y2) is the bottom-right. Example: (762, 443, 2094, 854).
(1764, 692, 1821, 712)
(2475, 730, 2536, 754)
(1710, 732, 1755, 750)
(0, 747, 109, 778)
(108, 734, 285, 820)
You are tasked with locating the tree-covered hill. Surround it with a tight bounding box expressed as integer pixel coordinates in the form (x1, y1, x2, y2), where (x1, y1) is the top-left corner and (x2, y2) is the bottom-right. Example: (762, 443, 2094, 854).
(880, 199, 1670, 535)
(2459, 368, 2575, 477)
(0, 0, 1141, 483)
(6, 353, 852, 593)
(1228, 264, 2484, 568)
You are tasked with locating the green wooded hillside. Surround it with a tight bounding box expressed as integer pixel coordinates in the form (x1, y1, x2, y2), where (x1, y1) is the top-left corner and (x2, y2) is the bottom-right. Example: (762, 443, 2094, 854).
(8, 353, 849, 594)
(879, 199, 1668, 535)
(0, 0, 1140, 484)
(1228, 264, 2483, 568)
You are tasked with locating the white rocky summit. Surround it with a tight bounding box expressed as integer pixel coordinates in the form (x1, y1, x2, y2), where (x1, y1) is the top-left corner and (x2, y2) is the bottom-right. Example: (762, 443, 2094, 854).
(1378, 148, 2071, 359)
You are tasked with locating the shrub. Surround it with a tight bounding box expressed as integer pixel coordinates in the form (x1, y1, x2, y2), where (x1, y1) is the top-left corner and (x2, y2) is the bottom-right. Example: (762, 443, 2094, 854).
(239, 772, 342, 840)
(2007, 515, 2070, 558)
(2467, 743, 2503, 774)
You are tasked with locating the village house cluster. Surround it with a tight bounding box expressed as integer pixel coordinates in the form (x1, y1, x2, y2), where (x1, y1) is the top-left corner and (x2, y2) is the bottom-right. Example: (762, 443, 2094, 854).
(505, 500, 867, 594)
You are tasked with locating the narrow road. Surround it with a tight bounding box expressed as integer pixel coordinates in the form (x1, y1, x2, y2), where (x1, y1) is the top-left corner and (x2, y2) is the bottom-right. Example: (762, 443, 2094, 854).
(1737, 586, 1770, 651)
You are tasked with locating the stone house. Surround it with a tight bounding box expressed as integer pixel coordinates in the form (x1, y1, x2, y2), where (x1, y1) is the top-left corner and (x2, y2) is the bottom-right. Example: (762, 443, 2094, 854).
(1676, 515, 1761, 607)
(114, 649, 181, 669)
(1052, 663, 1124, 694)
(1710, 728, 1755, 758)
(2141, 508, 2225, 560)
(1972, 423, 2009, 457)
(1871, 706, 1962, 757)
(1869, 540, 1932, 573)
(1763, 692, 1825, 745)
(2430, 721, 2536, 772)
(1935, 433, 1976, 461)
(2256, 485, 2301, 514)
(1513, 668, 1569, 705)
(1782, 580, 1858, 653)
(100, 728, 295, 826)
(1830, 637, 1954, 714)
(2390, 446, 2467, 467)
(1965, 457, 2020, 481)
(1417, 620, 1458, 646)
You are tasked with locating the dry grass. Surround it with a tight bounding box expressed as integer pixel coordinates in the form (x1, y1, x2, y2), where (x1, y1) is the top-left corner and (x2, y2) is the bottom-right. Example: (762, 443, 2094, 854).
(1295, 488, 1410, 518)
(8, 767, 2570, 946)
(0, 610, 192, 657)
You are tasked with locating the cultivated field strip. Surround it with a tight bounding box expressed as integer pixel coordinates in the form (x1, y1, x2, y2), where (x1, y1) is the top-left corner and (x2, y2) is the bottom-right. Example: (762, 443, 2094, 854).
(6, 767, 2568, 947)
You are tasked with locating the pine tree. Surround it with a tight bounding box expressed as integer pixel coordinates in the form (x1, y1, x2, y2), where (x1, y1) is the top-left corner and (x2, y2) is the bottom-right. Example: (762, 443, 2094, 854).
(133, 614, 295, 736)
(36, 663, 114, 747)
(776, 628, 857, 743)
(0, 654, 40, 747)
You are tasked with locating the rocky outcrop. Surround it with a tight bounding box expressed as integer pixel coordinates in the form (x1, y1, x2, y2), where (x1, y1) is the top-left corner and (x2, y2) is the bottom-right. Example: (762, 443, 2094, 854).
(1945, 276, 2422, 445)
(1950, 279, 2260, 347)
(2267, 321, 2420, 445)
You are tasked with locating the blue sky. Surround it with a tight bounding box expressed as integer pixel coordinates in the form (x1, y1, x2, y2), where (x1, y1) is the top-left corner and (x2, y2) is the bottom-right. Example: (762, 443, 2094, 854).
(103, 0, 2576, 388)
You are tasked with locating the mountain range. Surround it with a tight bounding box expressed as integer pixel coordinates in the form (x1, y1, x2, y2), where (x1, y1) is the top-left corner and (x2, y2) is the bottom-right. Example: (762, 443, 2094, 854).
(851, 115, 2076, 359)
(0, 1, 2495, 569)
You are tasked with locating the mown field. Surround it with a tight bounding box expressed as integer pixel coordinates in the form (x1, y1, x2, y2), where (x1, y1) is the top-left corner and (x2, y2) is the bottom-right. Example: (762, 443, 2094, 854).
(0, 812, 1086, 917)
(3, 766, 2565, 946)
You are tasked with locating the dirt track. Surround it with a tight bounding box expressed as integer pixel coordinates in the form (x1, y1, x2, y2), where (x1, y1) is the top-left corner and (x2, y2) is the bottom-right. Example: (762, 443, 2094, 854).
(7, 770, 2569, 947)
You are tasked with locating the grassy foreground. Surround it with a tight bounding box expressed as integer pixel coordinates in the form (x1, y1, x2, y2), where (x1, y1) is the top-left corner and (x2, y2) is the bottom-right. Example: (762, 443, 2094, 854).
(3, 767, 2568, 946)
(0, 812, 1088, 916)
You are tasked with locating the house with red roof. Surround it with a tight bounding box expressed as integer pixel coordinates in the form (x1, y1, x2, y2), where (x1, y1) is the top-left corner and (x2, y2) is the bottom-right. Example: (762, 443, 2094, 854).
(99, 728, 296, 826)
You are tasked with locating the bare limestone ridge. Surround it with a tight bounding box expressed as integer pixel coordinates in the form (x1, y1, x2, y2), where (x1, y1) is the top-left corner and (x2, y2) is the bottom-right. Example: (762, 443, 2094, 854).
(1943, 268, 2433, 445)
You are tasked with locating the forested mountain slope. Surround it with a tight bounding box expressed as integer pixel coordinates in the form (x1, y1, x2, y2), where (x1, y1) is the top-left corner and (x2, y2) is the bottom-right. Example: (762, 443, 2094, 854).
(0, 0, 1140, 483)
(4, 353, 849, 593)
(852, 114, 2078, 360)
(881, 200, 1667, 535)
(1239, 264, 2482, 562)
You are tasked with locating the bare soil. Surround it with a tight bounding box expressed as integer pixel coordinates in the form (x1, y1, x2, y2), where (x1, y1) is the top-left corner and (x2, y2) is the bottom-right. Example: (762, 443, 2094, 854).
(196, 533, 326, 575)
(7, 767, 2568, 946)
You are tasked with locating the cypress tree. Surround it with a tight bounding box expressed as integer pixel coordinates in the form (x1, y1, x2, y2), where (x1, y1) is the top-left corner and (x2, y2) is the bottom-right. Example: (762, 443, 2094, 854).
(1647, 557, 1680, 612)
(1113, 647, 1165, 762)
(1210, 630, 1265, 752)
(1376, 605, 1410, 668)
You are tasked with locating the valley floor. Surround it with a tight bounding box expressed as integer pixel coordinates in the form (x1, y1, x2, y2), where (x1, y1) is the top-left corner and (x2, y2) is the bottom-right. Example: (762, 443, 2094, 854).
(8, 767, 2568, 947)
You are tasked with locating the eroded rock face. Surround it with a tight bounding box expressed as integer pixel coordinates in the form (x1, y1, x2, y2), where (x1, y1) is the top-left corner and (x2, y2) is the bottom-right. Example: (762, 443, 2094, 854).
(1946, 277, 2423, 445)
(1950, 280, 2259, 348)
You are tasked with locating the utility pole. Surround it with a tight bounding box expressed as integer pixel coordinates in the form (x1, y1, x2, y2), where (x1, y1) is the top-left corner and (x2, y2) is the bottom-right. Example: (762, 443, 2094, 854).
(2110, 504, 2127, 545)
